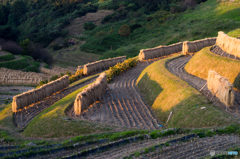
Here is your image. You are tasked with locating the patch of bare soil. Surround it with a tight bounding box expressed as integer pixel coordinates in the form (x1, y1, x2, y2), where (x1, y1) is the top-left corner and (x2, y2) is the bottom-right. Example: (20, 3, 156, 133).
(65, 10, 114, 35)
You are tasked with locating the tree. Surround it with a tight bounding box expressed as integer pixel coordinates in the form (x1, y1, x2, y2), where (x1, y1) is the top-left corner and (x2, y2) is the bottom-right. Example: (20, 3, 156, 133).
(12, 0, 26, 23)
(84, 22, 97, 31)
(20, 38, 34, 55)
(118, 25, 131, 37)
(94, 30, 107, 44)
(0, 4, 10, 25)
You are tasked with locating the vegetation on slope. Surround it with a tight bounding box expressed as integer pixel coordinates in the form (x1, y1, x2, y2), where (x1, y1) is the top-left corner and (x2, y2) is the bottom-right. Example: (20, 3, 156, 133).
(136, 54, 239, 128)
(185, 46, 240, 90)
(0, 52, 41, 72)
(0, 52, 15, 61)
(227, 28, 240, 38)
(80, 0, 240, 60)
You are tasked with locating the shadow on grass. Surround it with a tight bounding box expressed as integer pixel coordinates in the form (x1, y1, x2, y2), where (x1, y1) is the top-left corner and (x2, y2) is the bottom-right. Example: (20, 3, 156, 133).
(137, 73, 163, 106)
(233, 72, 240, 90)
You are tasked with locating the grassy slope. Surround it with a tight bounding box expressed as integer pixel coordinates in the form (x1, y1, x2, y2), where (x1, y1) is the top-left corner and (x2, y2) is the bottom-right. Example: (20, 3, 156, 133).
(85, 0, 240, 59)
(0, 52, 15, 62)
(50, 45, 101, 68)
(185, 47, 240, 90)
(136, 54, 239, 128)
(22, 73, 124, 138)
(227, 28, 240, 38)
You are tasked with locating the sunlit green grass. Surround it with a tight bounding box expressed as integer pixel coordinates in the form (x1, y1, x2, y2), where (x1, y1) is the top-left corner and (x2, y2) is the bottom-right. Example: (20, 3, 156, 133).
(136, 54, 239, 128)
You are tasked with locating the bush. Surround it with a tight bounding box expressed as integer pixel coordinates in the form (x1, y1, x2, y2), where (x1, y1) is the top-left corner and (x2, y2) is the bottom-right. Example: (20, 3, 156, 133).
(51, 43, 63, 51)
(0, 56, 29, 70)
(84, 22, 97, 31)
(75, 69, 83, 78)
(44, 64, 49, 69)
(50, 75, 59, 81)
(66, 71, 72, 76)
(118, 25, 131, 37)
(0, 53, 15, 62)
(37, 79, 48, 88)
(22, 61, 39, 72)
(106, 57, 138, 82)
(0, 39, 23, 55)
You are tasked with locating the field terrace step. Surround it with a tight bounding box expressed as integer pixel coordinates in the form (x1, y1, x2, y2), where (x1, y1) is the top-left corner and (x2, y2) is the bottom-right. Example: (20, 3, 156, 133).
(139, 134, 240, 159)
(167, 55, 240, 117)
(68, 62, 161, 130)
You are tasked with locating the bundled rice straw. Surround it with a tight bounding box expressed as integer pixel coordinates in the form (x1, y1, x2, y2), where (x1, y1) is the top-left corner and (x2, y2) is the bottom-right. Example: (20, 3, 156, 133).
(207, 70, 234, 108)
(139, 42, 183, 61)
(74, 73, 108, 115)
(12, 75, 69, 112)
(182, 38, 216, 55)
(82, 56, 126, 75)
(216, 31, 240, 58)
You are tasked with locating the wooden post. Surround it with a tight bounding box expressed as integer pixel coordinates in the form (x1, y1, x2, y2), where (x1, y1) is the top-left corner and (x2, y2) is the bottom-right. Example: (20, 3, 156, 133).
(166, 111, 172, 124)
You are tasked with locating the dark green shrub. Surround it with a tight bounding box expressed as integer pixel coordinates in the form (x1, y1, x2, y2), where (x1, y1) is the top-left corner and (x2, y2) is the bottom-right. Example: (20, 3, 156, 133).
(84, 22, 97, 31)
(66, 71, 72, 76)
(50, 75, 59, 81)
(0, 57, 29, 70)
(0, 53, 15, 62)
(44, 64, 49, 69)
(51, 43, 62, 51)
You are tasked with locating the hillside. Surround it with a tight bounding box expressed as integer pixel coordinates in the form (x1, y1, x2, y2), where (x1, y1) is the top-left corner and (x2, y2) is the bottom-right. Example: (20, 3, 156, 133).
(79, 0, 240, 60)
(65, 10, 114, 35)
(0, 0, 240, 158)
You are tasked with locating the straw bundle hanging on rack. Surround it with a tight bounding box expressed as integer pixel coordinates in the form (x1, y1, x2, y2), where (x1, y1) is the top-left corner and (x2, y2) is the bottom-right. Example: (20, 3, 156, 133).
(12, 75, 69, 112)
(182, 38, 216, 55)
(82, 56, 126, 75)
(139, 42, 183, 61)
(216, 31, 240, 58)
(74, 73, 107, 115)
(207, 70, 234, 108)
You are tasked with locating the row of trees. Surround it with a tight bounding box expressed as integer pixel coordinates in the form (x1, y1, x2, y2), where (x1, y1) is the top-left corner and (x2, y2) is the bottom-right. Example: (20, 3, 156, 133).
(0, 0, 97, 46)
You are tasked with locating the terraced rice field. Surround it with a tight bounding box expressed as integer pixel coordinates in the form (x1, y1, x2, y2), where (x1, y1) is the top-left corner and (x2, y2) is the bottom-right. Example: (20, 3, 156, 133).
(167, 55, 240, 117)
(68, 62, 161, 130)
(13, 77, 97, 128)
(138, 134, 240, 159)
(211, 45, 240, 60)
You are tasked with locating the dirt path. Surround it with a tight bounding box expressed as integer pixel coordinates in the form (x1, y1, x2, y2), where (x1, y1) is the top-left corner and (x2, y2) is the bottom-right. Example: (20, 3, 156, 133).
(167, 55, 240, 118)
(68, 62, 161, 130)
